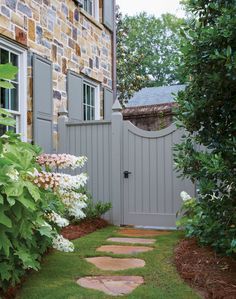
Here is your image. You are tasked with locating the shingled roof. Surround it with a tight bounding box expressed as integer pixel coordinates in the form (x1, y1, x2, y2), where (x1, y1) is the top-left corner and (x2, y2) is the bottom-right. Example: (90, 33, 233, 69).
(126, 85, 186, 107)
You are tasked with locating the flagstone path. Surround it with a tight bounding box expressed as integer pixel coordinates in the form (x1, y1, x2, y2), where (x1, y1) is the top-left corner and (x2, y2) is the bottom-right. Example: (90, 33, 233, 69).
(107, 237, 156, 244)
(76, 228, 170, 296)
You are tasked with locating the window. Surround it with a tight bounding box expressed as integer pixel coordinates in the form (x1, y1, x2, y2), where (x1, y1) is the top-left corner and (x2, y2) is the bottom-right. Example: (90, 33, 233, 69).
(83, 82, 100, 121)
(0, 39, 27, 140)
(80, 0, 99, 20)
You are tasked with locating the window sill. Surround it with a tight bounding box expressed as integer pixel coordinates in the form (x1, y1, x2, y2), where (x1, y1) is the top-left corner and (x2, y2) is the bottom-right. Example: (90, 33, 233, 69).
(80, 9, 103, 30)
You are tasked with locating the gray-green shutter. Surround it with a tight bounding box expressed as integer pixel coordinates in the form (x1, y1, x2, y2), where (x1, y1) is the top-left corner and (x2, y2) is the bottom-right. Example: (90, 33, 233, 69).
(103, 0, 114, 32)
(67, 70, 83, 122)
(104, 88, 113, 121)
(33, 54, 53, 153)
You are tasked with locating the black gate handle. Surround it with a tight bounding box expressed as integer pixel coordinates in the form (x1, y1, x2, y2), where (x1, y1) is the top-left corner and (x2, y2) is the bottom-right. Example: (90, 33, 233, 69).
(124, 171, 132, 178)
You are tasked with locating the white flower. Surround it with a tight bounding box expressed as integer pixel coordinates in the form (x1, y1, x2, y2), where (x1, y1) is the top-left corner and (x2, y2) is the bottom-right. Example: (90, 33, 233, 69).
(67, 201, 86, 219)
(37, 154, 87, 170)
(52, 235, 74, 252)
(180, 191, 191, 201)
(46, 211, 69, 228)
(58, 173, 88, 191)
(27, 168, 39, 177)
(6, 169, 19, 182)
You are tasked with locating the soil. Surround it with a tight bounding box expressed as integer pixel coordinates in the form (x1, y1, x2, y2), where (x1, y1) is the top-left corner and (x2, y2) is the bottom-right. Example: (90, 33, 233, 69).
(2, 218, 109, 299)
(174, 238, 236, 299)
(61, 218, 109, 240)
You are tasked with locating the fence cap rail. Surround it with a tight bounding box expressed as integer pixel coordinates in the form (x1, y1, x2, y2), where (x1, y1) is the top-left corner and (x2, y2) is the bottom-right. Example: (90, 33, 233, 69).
(66, 120, 112, 126)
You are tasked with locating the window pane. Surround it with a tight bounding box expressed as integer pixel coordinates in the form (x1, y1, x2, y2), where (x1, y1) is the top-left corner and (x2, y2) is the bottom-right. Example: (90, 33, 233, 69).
(87, 85, 90, 105)
(84, 0, 88, 11)
(83, 84, 86, 104)
(10, 53, 18, 67)
(0, 88, 10, 109)
(10, 53, 18, 81)
(87, 106, 91, 120)
(10, 83, 19, 111)
(0, 125, 7, 136)
(83, 104, 87, 120)
(0, 49, 9, 64)
(89, 0, 93, 15)
(91, 106, 95, 120)
(91, 87, 95, 106)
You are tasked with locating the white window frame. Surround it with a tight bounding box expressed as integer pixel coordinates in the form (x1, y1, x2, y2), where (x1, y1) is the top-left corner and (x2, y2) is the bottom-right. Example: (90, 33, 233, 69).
(83, 80, 100, 121)
(80, 0, 99, 21)
(0, 38, 27, 141)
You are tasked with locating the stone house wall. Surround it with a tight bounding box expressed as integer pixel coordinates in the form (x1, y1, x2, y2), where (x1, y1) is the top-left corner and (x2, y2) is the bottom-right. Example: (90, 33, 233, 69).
(0, 0, 113, 146)
(122, 103, 176, 131)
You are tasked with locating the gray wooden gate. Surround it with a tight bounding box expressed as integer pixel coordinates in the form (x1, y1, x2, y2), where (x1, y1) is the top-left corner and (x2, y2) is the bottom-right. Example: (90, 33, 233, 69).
(122, 121, 195, 228)
(58, 100, 195, 228)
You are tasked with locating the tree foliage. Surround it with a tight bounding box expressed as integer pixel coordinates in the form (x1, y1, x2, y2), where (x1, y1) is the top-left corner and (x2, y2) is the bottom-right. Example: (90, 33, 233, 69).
(0, 63, 18, 127)
(116, 9, 185, 103)
(175, 0, 236, 254)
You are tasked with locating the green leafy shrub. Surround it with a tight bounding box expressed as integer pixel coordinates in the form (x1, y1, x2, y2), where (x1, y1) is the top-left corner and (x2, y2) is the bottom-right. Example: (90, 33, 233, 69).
(177, 191, 236, 255)
(175, 0, 236, 255)
(70, 191, 112, 222)
(0, 63, 89, 294)
(0, 132, 58, 292)
(84, 198, 112, 219)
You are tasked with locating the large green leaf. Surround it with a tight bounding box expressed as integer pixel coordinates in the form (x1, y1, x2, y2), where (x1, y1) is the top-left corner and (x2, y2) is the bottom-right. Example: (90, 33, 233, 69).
(0, 81, 14, 89)
(0, 229, 12, 256)
(24, 181, 41, 202)
(0, 63, 18, 80)
(0, 262, 12, 281)
(14, 249, 40, 270)
(18, 194, 36, 211)
(5, 182, 24, 197)
(0, 209, 12, 228)
(37, 224, 54, 238)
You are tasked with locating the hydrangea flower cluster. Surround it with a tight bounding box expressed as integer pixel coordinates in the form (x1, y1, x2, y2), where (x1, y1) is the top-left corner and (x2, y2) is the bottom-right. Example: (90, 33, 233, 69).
(46, 211, 69, 228)
(58, 173, 88, 191)
(31, 171, 61, 190)
(180, 191, 192, 201)
(37, 154, 87, 170)
(6, 168, 19, 182)
(52, 235, 74, 252)
(33, 153, 89, 252)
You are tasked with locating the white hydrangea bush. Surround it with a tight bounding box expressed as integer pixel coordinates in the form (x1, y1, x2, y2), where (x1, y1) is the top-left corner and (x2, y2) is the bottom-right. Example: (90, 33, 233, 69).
(30, 153, 89, 253)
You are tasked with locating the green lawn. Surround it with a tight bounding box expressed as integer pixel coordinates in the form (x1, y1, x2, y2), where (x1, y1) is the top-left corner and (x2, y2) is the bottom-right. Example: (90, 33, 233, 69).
(16, 226, 200, 299)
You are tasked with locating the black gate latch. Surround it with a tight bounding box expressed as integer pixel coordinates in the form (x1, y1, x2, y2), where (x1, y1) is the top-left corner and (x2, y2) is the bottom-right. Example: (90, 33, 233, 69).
(124, 171, 132, 178)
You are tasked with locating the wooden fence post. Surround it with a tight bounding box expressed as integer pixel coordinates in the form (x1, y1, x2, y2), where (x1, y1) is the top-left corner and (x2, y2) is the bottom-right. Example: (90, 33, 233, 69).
(58, 105, 69, 154)
(111, 99, 123, 225)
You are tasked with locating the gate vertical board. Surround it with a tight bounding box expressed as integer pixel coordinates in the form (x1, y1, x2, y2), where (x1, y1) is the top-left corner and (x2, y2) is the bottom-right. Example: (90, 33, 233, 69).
(58, 101, 195, 228)
(122, 121, 195, 228)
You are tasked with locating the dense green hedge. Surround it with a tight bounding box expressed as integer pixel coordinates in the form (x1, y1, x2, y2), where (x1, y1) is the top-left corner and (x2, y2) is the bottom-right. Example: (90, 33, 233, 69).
(175, 0, 236, 255)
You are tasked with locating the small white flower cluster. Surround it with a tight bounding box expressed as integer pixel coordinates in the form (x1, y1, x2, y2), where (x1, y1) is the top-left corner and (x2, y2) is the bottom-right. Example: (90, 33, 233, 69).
(58, 173, 88, 191)
(52, 234, 74, 252)
(46, 211, 69, 228)
(6, 168, 19, 182)
(37, 154, 87, 170)
(180, 191, 192, 202)
(58, 189, 87, 220)
(67, 202, 86, 219)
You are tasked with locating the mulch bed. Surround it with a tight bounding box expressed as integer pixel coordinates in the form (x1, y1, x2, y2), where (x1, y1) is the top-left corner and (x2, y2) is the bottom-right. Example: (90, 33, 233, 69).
(174, 238, 236, 299)
(2, 218, 109, 299)
(61, 217, 109, 240)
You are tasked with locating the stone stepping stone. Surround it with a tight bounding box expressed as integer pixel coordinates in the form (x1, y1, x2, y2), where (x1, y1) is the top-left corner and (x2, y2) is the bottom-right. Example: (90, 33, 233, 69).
(119, 228, 171, 237)
(85, 256, 145, 271)
(107, 237, 156, 244)
(97, 245, 153, 255)
(77, 276, 144, 296)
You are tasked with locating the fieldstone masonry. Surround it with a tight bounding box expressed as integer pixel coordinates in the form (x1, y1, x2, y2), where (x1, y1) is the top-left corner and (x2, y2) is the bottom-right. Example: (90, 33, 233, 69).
(0, 0, 113, 146)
